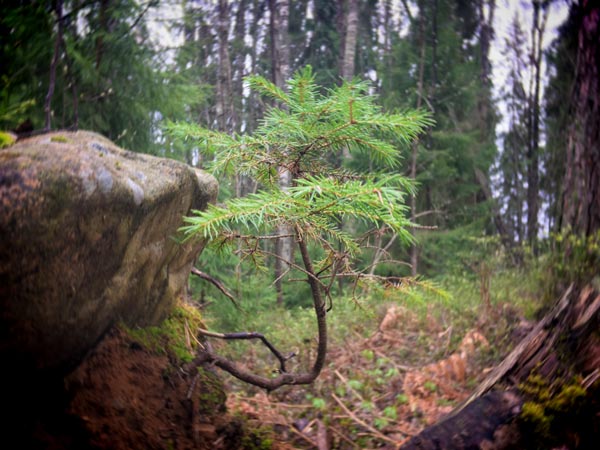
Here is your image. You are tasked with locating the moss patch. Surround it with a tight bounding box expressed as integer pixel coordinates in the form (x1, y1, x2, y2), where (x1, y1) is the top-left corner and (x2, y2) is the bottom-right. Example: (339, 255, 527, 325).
(196, 367, 227, 416)
(0, 131, 16, 148)
(50, 135, 69, 143)
(124, 302, 205, 363)
(518, 373, 594, 449)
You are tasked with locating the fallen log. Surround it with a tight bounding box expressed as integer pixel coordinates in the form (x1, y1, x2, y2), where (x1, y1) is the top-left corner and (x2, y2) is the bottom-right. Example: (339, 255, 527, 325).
(398, 284, 600, 450)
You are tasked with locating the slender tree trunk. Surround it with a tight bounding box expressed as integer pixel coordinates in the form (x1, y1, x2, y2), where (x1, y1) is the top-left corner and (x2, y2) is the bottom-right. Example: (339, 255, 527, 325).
(45, 0, 64, 131)
(383, 0, 392, 83)
(269, 0, 290, 89)
(476, 0, 514, 253)
(340, 0, 358, 82)
(233, 0, 247, 134)
(526, 0, 548, 250)
(269, 0, 292, 305)
(217, 0, 235, 132)
(410, 0, 426, 277)
(248, 0, 265, 133)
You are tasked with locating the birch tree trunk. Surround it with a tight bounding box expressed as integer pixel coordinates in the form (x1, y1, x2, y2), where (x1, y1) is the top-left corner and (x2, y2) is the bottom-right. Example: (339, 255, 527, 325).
(269, 0, 292, 305)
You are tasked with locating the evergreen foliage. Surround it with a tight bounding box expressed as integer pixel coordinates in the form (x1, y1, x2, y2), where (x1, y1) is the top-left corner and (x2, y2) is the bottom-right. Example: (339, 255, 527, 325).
(379, 0, 498, 274)
(168, 67, 430, 389)
(172, 66, 430, 258)
(0, 0, 202, 153)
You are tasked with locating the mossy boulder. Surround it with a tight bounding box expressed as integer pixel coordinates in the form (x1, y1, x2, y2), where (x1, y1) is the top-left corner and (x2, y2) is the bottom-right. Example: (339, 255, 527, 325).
(0, 131, 218, 374)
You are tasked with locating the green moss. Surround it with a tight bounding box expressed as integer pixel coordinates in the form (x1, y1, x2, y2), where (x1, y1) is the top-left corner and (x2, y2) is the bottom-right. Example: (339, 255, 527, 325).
(548, 383, 586, 412)
(521, 401, 552, 437)
(196, 367, 227, 416)
(124, 302, 205, 363)
(50, 135, 69, 143)
(518, 374, 593, 448)
(240, 426, 275, 450)
(0, 131, 16, 148)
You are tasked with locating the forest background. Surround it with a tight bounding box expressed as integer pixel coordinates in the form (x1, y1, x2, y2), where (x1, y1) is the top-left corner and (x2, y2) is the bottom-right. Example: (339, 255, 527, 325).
(1, 0, 598, 447)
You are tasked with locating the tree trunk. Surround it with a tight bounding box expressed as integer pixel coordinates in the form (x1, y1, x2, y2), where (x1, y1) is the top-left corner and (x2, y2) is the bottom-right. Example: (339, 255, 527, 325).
(561, 0, 600, 234)
(44, 0, 64, 131)
(269, 0, 290, 89)
(340, 0, 358, 82)
(410, 0, 426, 277)
(526, 0, 548, 250)
(233, 0, 247, 134)
(248, 0, 266, 133)
(217, 0, 235, 132)
(269, 0, 292, 305)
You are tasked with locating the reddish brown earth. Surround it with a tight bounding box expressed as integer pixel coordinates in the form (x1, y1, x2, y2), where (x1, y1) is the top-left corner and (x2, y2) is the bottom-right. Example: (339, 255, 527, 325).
(4, 328, 256, 450)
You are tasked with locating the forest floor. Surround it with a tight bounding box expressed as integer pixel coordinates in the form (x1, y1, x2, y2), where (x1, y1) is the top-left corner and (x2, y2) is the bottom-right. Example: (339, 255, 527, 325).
(17, 271, 539, 450)
(204, 277, 538, 449)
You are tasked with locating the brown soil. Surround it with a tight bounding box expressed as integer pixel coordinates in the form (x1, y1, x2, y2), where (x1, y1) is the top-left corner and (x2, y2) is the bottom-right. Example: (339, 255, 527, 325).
(3, 327, 254, 450)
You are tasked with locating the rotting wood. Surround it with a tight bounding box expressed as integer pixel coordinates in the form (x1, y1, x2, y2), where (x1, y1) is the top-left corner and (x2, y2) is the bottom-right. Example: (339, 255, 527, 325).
(397, 284, 600, 449)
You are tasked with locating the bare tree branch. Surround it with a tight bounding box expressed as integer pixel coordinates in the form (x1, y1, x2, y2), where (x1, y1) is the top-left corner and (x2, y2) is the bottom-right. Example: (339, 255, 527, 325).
(197, 328, 295, 373)
(191, 225, 329, 391)
(191, 267, 239, 308)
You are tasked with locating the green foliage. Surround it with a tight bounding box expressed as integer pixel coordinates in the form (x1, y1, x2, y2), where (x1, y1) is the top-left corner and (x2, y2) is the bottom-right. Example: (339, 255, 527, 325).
(125, 303, 204, 363)
(0, 1, 203, 154)
(0, 131, 16, 148)
(170, 67, 430, 307)
(378, 0, 499, 274)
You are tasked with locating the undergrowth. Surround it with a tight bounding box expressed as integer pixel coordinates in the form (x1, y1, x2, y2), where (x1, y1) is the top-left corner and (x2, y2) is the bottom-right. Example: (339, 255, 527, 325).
(190, 253, 546, 448)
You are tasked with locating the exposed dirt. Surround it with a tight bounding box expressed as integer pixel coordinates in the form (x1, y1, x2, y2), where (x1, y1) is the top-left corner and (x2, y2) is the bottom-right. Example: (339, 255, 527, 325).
(3, 327, 259, 450)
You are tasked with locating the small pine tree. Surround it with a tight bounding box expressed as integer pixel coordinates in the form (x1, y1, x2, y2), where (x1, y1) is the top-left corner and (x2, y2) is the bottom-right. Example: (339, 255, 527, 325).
(168, 66, 431, 390)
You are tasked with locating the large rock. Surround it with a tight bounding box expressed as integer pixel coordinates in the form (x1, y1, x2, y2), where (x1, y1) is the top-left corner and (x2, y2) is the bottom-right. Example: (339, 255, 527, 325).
(0, 131, 218, 373)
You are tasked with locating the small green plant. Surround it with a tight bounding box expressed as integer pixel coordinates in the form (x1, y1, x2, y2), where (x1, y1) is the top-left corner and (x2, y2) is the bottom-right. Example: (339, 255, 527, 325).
(382, 405, 397, 420)
(311, 397, 327, 410)
(168, 66, 431, 390)
(395, 393, 409, 405)
(0, 131, 16, 148)
(360, 349, 375, 361)
(50, 134, 68, 143)
(423, 380, 438, 393)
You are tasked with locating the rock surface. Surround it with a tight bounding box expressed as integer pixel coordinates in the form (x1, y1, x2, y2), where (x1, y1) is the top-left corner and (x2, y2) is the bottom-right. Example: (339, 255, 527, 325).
(0, 131, 218, 373)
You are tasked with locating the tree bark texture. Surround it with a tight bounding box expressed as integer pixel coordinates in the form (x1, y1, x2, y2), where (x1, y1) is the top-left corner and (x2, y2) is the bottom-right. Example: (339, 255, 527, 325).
(340, 0, 358, 82)
(269, 0, 293, 305)
(561, 0, 600, 235)
(217, 0, 236, 132)
(269, 0, 290, 89)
